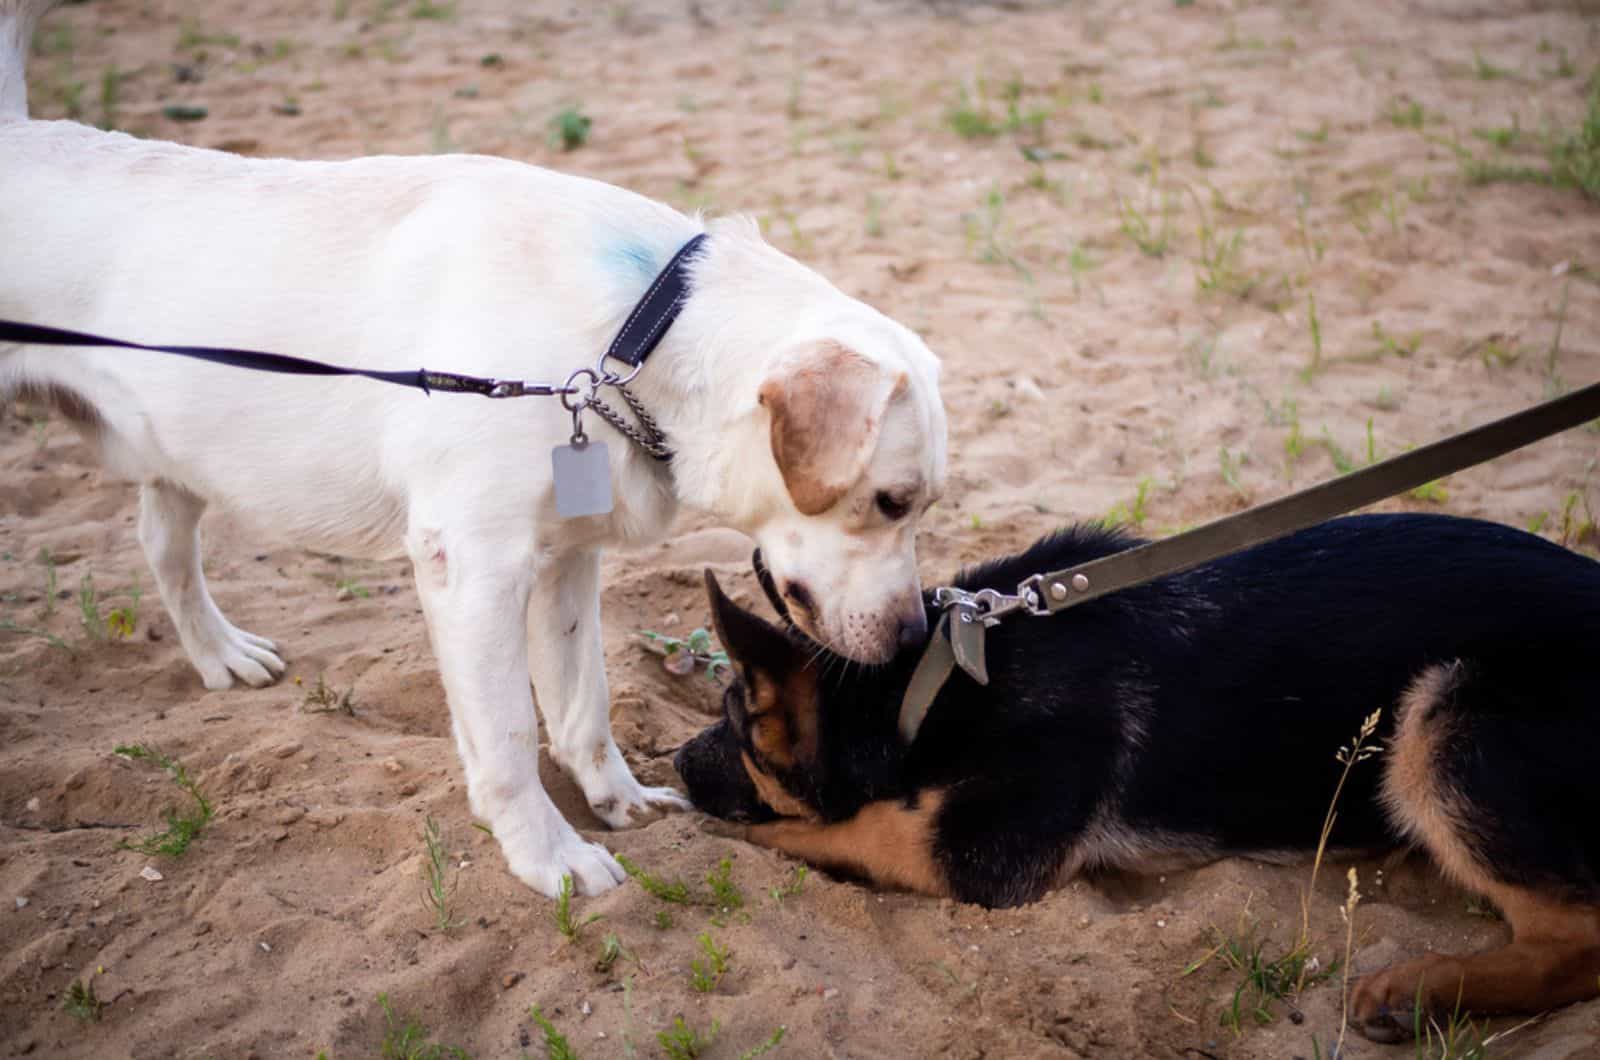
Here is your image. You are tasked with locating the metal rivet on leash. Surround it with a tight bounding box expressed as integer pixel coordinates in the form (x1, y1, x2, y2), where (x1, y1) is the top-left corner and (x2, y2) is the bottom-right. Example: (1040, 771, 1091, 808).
(1049, 581, 1067, 600)
(1071, 573, 1090, 592)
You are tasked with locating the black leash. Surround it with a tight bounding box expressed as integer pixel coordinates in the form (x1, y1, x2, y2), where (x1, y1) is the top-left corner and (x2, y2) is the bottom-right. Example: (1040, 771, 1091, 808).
(0, 232, 709, 463)
(899, 379, 1600, 742)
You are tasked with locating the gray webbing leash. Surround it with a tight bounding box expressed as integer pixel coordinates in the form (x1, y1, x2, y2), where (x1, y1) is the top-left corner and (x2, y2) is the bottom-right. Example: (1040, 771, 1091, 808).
(899, 379, 1600, 743)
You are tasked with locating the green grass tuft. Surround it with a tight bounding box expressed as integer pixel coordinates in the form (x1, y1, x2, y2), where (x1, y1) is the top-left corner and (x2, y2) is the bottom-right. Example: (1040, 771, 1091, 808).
(616, 854, 692, 904)
(528, 1006, 580, 1060)
(549, 106, 592, 151)
(419, 816, 461, 933)
(552, 873, 602, 942)
(61, 977, 103, 1023)
(658, 1016, 720, 1060)
(114, 744, 213, 857)
(689, 930, 731, 993)
(378, 993, 472, 1060)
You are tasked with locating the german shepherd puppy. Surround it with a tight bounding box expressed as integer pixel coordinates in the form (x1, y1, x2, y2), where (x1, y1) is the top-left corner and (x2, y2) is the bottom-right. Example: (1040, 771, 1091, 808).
(675, 513, 1600, 1040)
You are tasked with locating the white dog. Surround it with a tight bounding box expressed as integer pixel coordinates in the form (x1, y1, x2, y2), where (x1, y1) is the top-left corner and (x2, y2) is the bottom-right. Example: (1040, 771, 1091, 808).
(0, 0, 946, 895)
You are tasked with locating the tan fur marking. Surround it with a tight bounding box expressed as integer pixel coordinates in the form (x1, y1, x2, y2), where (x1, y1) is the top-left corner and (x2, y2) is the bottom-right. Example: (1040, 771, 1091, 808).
(746, 674, 793, 768)
(758, 340, 903, 516)
(1355, 662, 1600, 1029)
(743, 790, 949, 897)
(745, 667, 820, 771)
(781, 665, 820, 765)
(739, 752, 816, 820)
(1380, 663, 1498, 896)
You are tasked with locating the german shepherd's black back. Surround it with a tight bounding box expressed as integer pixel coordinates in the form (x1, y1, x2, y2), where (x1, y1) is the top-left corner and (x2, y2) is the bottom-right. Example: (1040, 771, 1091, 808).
(677, 513, 1600, 1038)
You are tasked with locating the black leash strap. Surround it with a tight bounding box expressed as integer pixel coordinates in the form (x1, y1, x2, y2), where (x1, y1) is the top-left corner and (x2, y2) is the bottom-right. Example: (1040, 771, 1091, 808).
(0, 318, 530, 397)
(0, 231, 711, 454)
(1030, 380, 1600, 614)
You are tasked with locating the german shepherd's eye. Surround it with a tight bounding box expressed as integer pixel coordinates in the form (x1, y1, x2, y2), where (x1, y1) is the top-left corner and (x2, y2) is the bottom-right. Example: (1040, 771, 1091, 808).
(875, 490, 911, 521)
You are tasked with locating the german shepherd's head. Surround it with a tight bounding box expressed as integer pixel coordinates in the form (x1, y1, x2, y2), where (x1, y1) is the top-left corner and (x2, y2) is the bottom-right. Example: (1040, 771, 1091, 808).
(674, 566, 912, 825)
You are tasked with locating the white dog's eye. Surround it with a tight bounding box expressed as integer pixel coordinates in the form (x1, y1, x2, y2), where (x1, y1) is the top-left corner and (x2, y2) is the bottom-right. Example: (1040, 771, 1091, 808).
(874, 491, 912, 521)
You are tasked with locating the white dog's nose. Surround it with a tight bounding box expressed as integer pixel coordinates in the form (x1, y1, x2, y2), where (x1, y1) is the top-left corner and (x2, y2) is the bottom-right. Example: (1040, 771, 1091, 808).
(897, 608, 929, 652)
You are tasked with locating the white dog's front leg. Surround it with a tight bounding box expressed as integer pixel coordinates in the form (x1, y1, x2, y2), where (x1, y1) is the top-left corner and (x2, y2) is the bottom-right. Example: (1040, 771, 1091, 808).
(409, 526, 625, 897)
(528, 547, 689, 829)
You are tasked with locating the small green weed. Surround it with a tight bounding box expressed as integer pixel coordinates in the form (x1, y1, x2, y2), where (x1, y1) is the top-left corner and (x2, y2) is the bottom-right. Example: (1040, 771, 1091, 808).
(300, 674, 357, 715)
(1101, 477, 1154, 530)
(1304, 292, 1322, 378)
(1369, 321, 1421, 360)
(177, 19, 241, 52)
(1471, 50, 1510, 81)
(637, 628, 730, 682)
(769, 865, 808, 904)
(77, 572, 103, 639)
(946, 85, 1000, 139)
(689, 931, 731, 993)
(419, 816, 461, 933)
(1445, 80, 1600, 202)
(114, 744, 213, 857)
(552, 873, 602, 942)
(528, 1006, 579, 1060)
(335, 577, 371, 599)
(378, 993, 471, 1060)
(594, 931, 628, 974)
(1119, 191, 1174, 257)
(549, 106, 592, 151)
(658, 1016, 720, 1060)
(61, 976, 103, 1022)
(1219, 447, 1248, 498)
(1194, 920, 1337, 1031)
(1558, 485, 1597, 548)
(653, 909, 675, 930)
(1387, 98, 1425, 128)
(411, 1, 456, 19)
(1417, 1002, 1493, 1059)
(616, 854, 692, 904)
(705, 857, 744, 914)
(739, 1027, 787, 1059)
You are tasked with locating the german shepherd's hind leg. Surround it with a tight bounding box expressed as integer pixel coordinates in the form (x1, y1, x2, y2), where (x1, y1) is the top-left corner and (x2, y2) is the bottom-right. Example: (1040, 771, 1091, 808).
(1352, 660, 1600, 1042)
(138, 479, 285, 690)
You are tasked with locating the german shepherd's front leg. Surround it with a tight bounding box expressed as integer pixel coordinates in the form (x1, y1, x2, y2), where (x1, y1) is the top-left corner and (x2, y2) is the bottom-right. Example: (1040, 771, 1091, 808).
(740, 792, 951, 898)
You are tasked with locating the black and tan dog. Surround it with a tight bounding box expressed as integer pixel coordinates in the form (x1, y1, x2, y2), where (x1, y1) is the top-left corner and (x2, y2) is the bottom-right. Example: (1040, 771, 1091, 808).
(675, 513, 1600, 1039)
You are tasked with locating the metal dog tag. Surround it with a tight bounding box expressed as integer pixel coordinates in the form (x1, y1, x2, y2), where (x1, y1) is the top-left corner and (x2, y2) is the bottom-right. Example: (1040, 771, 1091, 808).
(948, 602, 989, 685)
(552, 439, 613, 518)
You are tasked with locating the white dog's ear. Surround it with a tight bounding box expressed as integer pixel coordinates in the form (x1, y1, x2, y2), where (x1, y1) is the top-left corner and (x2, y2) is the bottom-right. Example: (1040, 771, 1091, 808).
(758, 341, 907, 515)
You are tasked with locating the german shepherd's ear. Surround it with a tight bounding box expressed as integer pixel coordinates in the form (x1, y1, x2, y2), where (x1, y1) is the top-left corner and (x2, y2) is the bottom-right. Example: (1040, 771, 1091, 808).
(704, 570, 820, 771)
(706, 569, 795, 673)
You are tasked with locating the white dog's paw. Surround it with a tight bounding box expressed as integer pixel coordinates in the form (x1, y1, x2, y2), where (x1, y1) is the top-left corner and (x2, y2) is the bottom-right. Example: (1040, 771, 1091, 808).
(194, 622, 285, 690)
(561, 741, 691, 829)
(500, 824, 627, 897)
(586, 766, 692, 830)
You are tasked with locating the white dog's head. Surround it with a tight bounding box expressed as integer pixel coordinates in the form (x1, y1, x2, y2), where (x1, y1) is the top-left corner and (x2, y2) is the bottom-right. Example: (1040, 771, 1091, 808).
(659, 219, 947, 664)
(742, 329, 946, 663)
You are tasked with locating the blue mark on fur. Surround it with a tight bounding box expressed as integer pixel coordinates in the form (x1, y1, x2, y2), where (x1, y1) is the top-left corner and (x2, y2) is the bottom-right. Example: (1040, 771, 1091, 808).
(606, 241, 658, 282)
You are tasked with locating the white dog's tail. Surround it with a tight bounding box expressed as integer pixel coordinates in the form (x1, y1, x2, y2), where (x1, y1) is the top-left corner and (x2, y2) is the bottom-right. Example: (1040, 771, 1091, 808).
(0, 0, 56, 120)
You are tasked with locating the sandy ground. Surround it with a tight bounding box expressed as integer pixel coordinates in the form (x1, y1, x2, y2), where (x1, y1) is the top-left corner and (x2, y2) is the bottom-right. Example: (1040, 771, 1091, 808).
(5, 1, 1600, 1057)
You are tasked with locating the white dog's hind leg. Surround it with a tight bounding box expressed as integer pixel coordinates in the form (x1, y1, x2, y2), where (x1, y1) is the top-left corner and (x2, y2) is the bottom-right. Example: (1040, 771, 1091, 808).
(138, 480, 285, 690)
(409, 526, 626, 897)
(529, 548, 690, 829)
